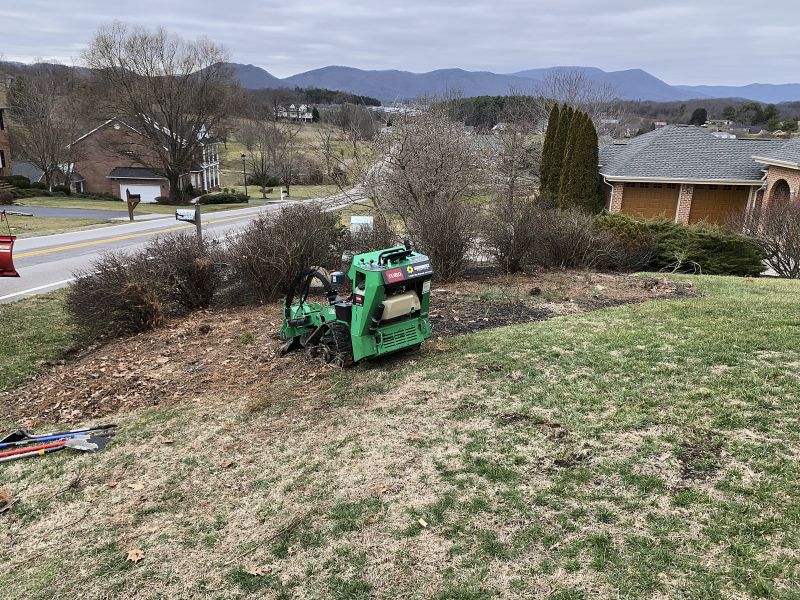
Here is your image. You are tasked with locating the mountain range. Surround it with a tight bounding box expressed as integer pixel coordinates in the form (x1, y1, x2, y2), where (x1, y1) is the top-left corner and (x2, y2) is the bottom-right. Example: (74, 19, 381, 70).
(229, 63, 800, 104)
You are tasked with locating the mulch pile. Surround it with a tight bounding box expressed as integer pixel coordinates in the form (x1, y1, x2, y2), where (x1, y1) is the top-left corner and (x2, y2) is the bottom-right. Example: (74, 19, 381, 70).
(1, 272, 696, 426)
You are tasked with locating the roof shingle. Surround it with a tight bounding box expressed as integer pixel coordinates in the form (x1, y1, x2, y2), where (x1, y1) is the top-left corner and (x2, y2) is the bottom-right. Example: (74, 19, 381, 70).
(600, 125, 786, 182)
(107, 167, 164, 180)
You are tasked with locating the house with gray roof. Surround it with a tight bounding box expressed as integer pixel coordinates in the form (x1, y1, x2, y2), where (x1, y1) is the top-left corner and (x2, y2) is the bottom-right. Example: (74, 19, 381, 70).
(69, 118, 221, 202)
(599, 125, 798, 225)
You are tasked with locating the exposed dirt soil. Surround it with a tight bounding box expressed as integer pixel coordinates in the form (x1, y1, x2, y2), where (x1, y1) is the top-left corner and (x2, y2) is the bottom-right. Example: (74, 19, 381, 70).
(0, 271, 696, 426)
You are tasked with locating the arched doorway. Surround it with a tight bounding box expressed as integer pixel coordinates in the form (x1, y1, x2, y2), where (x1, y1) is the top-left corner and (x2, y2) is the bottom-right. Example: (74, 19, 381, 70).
(770, 179, 791, 204)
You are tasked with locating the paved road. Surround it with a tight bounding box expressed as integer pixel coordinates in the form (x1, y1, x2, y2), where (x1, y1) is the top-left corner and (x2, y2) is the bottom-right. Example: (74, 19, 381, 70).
(0, 191, 361, 303)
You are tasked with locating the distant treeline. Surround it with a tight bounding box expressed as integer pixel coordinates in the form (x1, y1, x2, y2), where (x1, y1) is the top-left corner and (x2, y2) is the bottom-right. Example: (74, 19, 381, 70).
(618, 99, 800, 126)
(442, 95, 800, 130)
(443, 96, 544, 129)
(249, 86, 381, 107)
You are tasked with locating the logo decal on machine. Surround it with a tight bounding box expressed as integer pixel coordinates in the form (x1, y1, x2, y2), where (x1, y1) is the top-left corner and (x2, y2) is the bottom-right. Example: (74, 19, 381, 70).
(382, 261, 432, 284)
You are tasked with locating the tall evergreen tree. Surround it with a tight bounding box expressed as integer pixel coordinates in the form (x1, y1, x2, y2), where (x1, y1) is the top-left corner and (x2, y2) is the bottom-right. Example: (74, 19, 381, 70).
(558, 110, 602, 213)
(539, 103, 560, 199)
(543, 104, 573, 201)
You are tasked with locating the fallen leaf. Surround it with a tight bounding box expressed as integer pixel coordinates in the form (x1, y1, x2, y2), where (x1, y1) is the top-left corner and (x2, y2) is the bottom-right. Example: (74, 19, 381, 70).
(107, 480, 119, 488)
(127, 548, 145, 563)
(220, 460, 234, 469)
(128, 483, 145, 492)
(246, 566, 271, 576)
(158, 437, 175, 445)
(0, 489, 14, 513)
(418, 518, 428, 529)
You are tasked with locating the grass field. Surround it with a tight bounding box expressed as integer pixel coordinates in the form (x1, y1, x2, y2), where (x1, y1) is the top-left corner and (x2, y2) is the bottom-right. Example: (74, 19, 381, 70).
(1, 275, 799, 598)
(0, 292, 73, 396)
(4, 215, 113, 237)
(16, 196, 251, 215)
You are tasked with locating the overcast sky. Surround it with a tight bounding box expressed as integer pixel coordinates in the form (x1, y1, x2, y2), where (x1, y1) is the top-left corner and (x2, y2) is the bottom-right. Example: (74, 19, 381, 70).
(2, 0, 799, 85)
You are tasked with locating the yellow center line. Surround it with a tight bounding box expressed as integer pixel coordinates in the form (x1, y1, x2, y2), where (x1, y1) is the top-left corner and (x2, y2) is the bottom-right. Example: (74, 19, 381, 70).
(15, 212, 258, 259)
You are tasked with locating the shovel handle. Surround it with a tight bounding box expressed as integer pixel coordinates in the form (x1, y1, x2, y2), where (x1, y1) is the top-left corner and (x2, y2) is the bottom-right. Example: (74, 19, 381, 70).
(0, 440, 67, 458)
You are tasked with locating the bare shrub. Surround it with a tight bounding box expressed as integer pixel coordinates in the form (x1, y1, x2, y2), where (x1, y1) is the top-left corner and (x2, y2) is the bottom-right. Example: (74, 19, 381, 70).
(482, 195, 541, 273)
(529, 207, 620, 270)
(740, 199, 800, 278)
(363, 100, 486, 280)
(67, 253, 164, 343)
(226, 202, 343, 302)
(0, 192, 13, 205)
(143, 233, 223, 310)
(408, 196, 479, 282)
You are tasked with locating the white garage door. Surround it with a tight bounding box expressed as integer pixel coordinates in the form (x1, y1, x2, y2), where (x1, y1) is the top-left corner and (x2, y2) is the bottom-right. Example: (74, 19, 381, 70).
(121, 184, 161, 204)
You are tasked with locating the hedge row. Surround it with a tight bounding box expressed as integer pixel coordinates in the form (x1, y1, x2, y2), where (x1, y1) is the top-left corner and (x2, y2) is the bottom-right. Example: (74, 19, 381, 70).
(597, 213, 765, 276)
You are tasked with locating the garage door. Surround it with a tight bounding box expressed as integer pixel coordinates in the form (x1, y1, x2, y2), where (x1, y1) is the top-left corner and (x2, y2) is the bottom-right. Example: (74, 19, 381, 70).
(688, 185, 749, 225)
(620, 182, 679, 220)
(120, 184, 162, 204)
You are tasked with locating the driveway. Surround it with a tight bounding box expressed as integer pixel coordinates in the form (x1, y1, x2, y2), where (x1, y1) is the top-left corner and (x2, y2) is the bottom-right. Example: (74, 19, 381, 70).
(5, 206, 162, 220)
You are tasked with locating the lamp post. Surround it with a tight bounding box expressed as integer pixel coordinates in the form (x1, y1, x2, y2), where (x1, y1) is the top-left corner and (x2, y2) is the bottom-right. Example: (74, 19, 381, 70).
(241, 153, 248, 198)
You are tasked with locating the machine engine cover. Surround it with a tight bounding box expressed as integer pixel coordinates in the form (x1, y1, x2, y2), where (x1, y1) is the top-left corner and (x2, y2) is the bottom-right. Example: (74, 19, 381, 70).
(381, 291, 421, 320)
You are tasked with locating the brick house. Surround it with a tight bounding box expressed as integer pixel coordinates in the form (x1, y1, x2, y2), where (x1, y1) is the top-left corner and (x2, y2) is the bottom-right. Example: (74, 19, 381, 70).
(0, 104, 11, 177)
(70, 118, 221, 202)
(600, 125, 795, 225)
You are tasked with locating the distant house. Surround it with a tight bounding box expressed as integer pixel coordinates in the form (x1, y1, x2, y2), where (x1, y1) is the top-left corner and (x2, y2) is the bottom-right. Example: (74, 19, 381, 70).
(70, 119, 220, 202)
(653, 121, 668, 128)
(600, 124, 798, 225)
(0, 104, 11, 178)
(276, 104, 314, 122)
(10, 159, 86, 192)
(706, 119, 733, 127)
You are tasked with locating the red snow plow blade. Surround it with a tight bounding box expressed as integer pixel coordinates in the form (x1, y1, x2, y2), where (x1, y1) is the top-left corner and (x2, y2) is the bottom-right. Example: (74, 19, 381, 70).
(0, 235, 19, 277)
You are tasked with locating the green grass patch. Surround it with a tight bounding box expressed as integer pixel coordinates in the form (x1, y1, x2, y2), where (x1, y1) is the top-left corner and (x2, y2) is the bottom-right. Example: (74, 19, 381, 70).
(0, 292, 72, 394)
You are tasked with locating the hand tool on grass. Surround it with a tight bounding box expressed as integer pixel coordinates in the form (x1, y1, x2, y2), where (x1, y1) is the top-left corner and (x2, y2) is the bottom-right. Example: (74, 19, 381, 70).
(0, 433, 114, 463)
(0, 424, 117, 450)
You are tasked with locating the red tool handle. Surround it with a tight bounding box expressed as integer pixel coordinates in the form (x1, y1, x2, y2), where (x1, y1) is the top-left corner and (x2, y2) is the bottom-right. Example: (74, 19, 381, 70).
(0, 439, 67, 458)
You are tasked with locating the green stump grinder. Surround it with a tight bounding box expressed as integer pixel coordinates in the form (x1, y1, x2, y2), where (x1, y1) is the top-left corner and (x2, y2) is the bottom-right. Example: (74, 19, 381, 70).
(279, 240, 433, 366)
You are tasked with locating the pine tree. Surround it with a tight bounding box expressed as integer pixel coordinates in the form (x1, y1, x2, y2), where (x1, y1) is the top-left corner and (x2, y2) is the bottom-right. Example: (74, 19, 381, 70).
(558, 111, 602, 213)
(558, 110, 584, 208)
(544, 105, 573, 202)
(539, 104, 560, 200)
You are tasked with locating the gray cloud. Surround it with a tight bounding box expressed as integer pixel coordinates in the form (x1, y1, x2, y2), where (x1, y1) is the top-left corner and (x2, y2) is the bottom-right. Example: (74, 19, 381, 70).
(2, 0, 799, 85)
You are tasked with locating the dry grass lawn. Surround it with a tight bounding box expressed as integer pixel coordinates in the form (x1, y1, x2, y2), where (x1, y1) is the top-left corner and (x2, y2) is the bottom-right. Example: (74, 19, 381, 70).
(1, 274, 799, 599)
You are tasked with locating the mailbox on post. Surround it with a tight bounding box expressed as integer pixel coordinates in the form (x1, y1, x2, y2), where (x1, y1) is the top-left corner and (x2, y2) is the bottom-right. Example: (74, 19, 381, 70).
(175, 208, 196, 223)
(176, 204, 203, 247)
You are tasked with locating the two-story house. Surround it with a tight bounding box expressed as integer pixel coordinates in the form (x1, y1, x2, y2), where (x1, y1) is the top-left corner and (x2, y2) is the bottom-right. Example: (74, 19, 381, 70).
(70, 118, 221, 202)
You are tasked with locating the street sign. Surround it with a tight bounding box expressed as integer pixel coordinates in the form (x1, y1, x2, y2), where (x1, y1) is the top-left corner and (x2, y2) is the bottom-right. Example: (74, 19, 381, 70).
(176, 208, 196, 223)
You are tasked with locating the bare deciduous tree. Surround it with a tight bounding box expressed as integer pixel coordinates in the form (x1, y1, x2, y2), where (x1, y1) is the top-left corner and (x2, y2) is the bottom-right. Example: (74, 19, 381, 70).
(239, 108, 303, 197)
(362, 100, 485, 280)
(739, 198, 800, 278)
(481, 94, 542, 272)
(535, 69, 624, 135)
(83, 23, 237, 199)
(7, 70, 85, 190)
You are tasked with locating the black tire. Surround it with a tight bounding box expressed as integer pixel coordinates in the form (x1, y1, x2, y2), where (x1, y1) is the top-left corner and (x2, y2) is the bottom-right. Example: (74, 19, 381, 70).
(324, 322, 354, 367)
